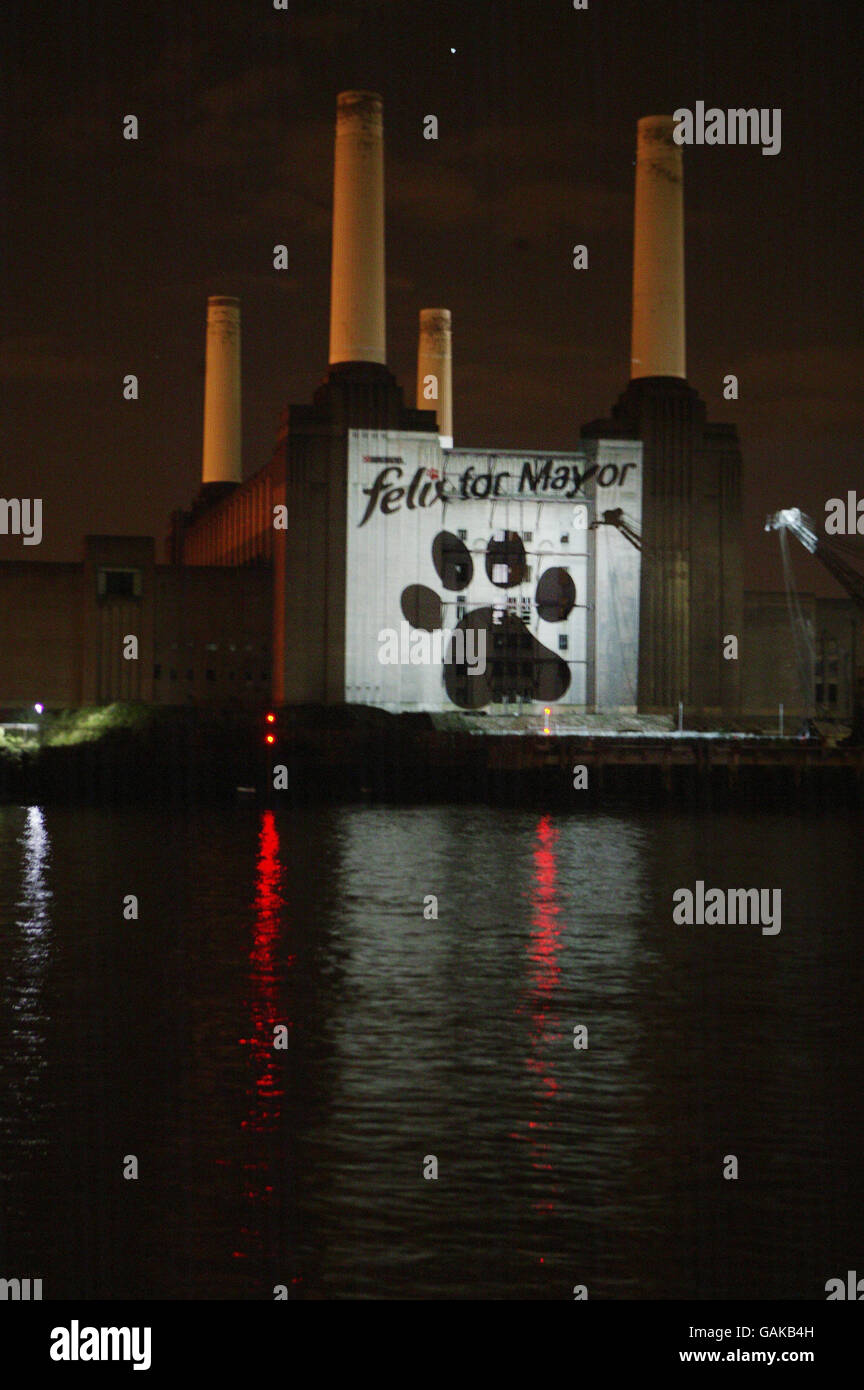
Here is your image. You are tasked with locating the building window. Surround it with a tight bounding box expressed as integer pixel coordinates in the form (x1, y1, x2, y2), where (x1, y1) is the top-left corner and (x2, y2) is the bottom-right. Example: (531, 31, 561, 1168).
(558, 634, 568, 651)
(560, 533, 570, 545)
(506, 595, 518, 612)
(97, 567, 141, 598)
(520, 598, 531, 621)
(523, 531, 533, 542)
(456, 595, 466, 620)
(525, 565, 532, 581)
(457, 529, 467, 541)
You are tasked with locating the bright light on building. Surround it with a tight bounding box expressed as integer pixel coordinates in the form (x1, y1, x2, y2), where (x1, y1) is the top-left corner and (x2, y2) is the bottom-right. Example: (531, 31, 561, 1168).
(34, 703, 43, 714)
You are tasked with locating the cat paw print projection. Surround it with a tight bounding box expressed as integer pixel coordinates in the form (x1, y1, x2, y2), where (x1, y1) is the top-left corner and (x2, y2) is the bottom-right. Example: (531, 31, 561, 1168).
(401, 530, 575, 709)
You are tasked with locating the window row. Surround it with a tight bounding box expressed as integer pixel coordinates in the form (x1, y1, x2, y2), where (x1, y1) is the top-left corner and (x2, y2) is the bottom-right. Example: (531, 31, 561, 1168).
(456, 529, 573, 546)
(153, 667, 270, 682)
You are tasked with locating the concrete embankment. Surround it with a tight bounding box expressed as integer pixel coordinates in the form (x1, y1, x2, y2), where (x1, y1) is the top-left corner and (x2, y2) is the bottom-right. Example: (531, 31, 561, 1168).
(2, 706, 862, 807)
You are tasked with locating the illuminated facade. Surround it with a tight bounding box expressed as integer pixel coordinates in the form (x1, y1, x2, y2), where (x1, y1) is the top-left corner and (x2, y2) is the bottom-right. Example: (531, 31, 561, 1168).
(344, 435, 641, 711)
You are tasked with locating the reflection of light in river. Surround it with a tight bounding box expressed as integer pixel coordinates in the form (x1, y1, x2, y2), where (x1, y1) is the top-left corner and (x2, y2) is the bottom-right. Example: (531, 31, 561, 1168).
(234, 811, 291, 1262)
(18, 805, 51, 937)
(7, 807, 53, 1133)
(513, 814, 563, 1213)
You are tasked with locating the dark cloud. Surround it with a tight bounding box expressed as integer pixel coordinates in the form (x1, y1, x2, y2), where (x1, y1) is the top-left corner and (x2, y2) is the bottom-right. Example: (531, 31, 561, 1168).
(0, 336, 111, 384)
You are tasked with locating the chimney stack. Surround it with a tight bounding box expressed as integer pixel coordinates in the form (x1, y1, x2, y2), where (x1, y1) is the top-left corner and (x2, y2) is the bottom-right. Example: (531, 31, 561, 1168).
(329, 91, 386, 366)
(202, 296, 242, 484)
(416, 308, 453, 448)
(630, 116, 686, 381)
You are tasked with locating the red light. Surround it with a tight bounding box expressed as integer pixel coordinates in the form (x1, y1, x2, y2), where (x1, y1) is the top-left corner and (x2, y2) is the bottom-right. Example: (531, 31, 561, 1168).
(265, 712, 276, 724)
(265, 734, 275, 745)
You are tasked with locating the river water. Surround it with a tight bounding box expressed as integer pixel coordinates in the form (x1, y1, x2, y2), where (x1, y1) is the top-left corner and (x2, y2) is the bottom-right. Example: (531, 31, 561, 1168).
(1, 801, 861, 1300)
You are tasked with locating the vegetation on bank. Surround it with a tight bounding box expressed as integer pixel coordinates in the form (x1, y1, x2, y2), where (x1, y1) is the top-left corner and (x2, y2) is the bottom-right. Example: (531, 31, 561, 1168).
(0, 703, 153, 754)
(0, 704, 263, 803)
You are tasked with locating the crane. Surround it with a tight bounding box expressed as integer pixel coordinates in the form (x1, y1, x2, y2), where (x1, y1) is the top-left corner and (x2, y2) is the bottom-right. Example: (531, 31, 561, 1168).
(766, 507, 864, 740)
(590, 507, 642, 550)
(765, 508, 864, 608)
(601, 503, 864, 604)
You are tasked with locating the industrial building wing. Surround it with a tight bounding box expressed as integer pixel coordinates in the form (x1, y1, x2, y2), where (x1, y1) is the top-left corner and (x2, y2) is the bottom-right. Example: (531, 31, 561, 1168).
(0, 94, 856, 725)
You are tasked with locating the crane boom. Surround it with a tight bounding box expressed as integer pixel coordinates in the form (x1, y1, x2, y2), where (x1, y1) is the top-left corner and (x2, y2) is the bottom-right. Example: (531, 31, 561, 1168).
(765, 507, 864, 609)
(591, 507, 642, 551)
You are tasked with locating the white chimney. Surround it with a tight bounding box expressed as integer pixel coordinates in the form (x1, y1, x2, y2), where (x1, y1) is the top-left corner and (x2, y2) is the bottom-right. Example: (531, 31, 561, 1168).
(630, 115, 686, 380)
(417, 308, 453, 448)
(202, 296, 242, 484)
(329, 91, 386, 366)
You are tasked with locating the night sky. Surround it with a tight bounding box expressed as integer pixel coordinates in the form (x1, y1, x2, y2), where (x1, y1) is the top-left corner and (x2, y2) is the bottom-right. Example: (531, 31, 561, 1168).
(1, 0, 861, 591)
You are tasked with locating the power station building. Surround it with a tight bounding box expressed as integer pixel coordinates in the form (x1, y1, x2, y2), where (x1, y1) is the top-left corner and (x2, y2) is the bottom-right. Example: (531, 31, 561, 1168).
(169, 95, 738, 717)
(0, 93, 856, 724)
(169, 92, 649, 716)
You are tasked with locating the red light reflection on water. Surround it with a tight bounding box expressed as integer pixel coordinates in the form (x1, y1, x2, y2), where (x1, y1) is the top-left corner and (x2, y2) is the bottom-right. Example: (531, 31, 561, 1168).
(513, 814, 563, 1212)
(240, 811, 290, 1132)
(233, 811, 293, 1264)
(528, 813, 562, 1004)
